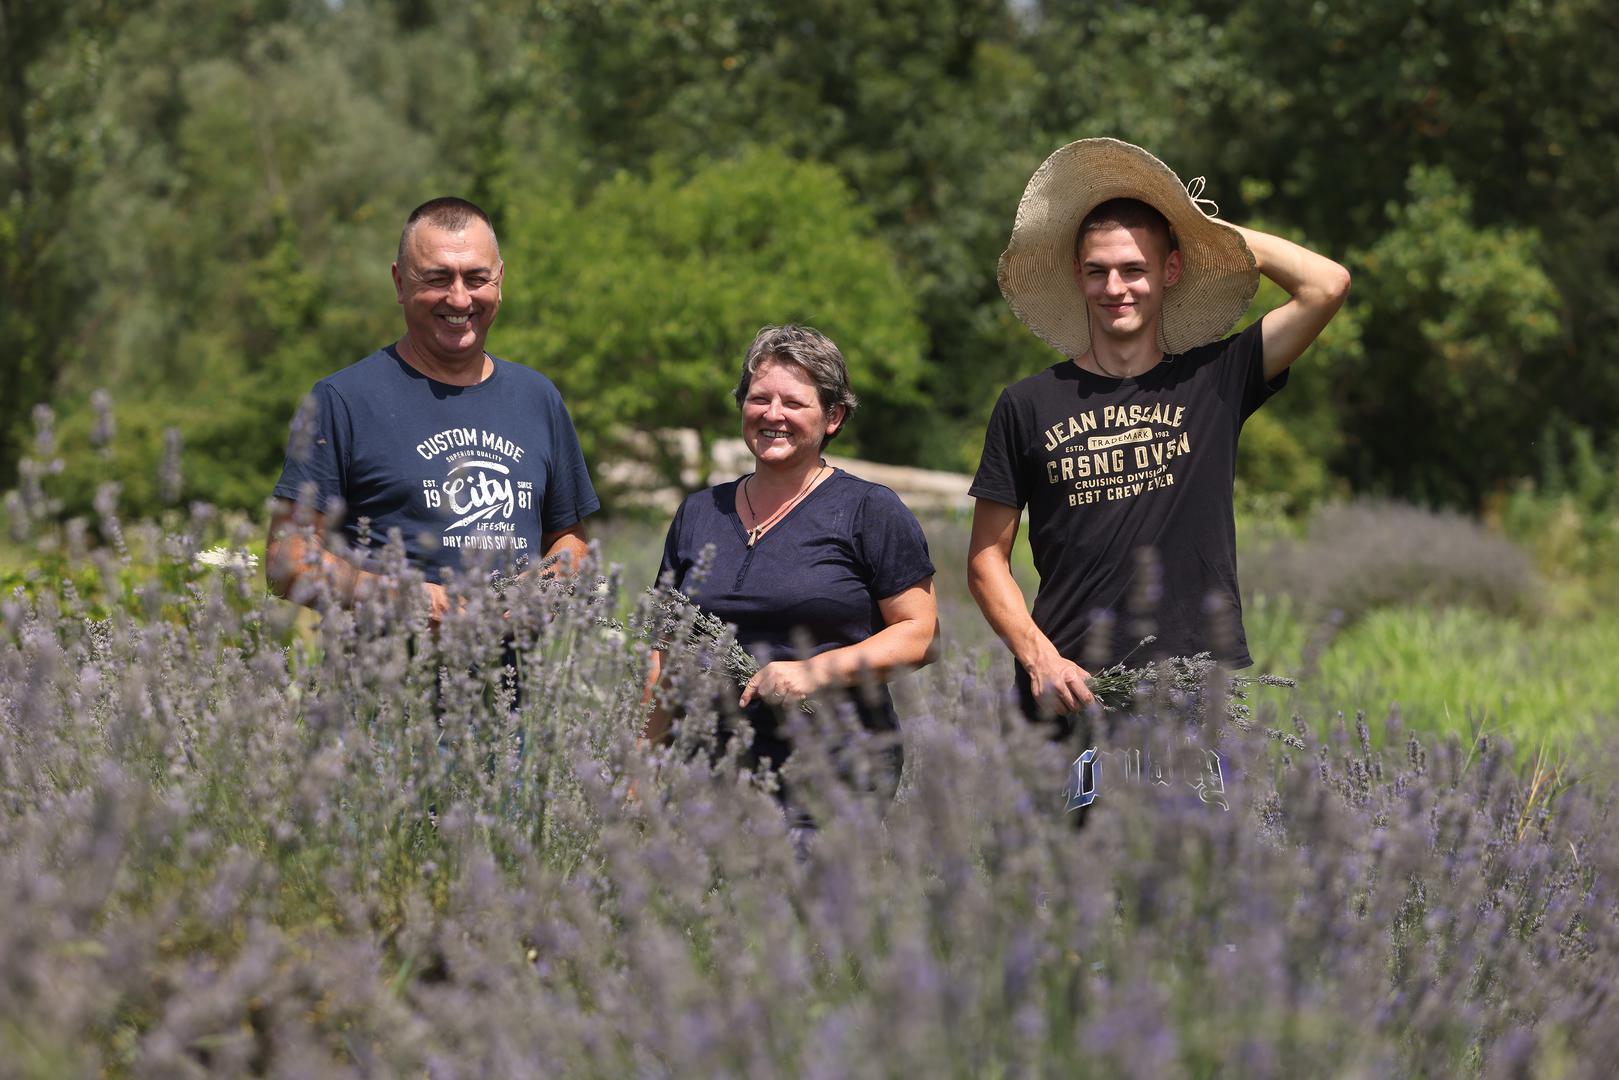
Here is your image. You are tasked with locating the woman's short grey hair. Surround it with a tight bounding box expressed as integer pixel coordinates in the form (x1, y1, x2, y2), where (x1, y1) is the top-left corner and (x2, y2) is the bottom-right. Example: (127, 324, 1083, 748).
(733, 325, 859, 444)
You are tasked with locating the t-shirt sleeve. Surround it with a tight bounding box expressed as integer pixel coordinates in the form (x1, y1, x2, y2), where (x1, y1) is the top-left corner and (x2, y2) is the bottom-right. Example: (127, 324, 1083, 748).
(271, 381, 349, 516)
(540, 392, 602, 532)
(1229, 318, 1286, 420)
(656, 499, 687, 591)
(968, 389, 1026, 509)
(852, 486, 936, 600)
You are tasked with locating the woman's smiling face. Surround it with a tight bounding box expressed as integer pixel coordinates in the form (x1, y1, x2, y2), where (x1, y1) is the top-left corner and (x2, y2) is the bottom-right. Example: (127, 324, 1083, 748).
(741, 359, 844, 470)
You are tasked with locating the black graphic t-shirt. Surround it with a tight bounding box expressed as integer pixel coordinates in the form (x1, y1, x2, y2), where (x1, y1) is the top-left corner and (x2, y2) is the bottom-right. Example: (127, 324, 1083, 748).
(970, 320, 1281, 670)
(273, 347, 600, 584)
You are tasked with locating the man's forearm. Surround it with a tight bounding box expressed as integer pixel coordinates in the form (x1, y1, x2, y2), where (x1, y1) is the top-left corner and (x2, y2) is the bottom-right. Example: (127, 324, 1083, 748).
(641, 648, 672, 744)
(268, 532, 449, 626)
(968, 555, 1057, 670)
(531, 522, 590, 578)
(1226, 224, 1351, 378)
(969, 549, 1097, 710)
(266, 530, 372, 608)
(1229, 224, 1351, 303)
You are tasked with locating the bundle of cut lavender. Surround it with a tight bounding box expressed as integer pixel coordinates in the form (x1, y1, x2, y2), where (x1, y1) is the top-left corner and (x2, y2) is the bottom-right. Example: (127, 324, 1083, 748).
(609, 587, 815, 713)
(1085, 648, 1299, 742)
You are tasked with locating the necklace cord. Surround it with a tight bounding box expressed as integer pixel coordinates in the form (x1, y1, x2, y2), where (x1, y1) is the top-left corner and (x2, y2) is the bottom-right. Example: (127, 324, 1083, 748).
(742, 462, 827, 547)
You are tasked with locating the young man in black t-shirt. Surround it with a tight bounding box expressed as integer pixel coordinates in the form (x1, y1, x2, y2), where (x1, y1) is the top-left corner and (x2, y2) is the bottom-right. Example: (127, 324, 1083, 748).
(968, 139, 1350, 732)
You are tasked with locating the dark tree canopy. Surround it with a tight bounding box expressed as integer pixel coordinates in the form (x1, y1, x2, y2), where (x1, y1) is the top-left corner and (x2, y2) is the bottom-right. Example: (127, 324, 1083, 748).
(2, 0, 1614, 518)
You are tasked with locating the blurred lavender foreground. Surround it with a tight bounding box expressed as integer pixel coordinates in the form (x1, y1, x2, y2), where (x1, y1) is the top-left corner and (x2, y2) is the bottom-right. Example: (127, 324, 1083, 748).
(2, 512, 1617, 1077)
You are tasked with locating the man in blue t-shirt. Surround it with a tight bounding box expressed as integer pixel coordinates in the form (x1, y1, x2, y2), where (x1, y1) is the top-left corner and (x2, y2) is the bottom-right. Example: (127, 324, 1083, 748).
(267, 197, 600, 626)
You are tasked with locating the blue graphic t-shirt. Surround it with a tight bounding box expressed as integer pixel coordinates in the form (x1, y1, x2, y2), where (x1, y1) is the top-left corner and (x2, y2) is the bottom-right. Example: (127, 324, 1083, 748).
(273, 347, 600, 584)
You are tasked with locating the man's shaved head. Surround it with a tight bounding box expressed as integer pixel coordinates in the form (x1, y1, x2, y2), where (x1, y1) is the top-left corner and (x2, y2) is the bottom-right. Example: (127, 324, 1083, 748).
(397, 197, 500, 268)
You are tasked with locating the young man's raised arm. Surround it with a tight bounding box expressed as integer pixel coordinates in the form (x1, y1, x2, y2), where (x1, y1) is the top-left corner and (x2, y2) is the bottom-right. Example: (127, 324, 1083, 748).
(1226, 224, 1352, 380)
(967, 498, 1094, 712)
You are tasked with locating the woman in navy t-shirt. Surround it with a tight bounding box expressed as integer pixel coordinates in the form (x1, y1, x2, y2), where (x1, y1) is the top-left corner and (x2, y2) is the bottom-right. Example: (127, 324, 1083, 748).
(647, 326, 938, 810)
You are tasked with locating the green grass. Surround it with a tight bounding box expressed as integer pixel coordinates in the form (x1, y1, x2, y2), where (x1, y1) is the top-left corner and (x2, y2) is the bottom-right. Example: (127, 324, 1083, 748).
(1246, 596, 1618, 754)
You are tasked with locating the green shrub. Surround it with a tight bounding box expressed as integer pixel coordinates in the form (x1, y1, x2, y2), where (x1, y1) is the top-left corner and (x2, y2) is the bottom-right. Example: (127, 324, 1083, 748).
(1235, 410, 1339, 519)
(1497, 425, 1619, 606)
(495, 147, 929, 483)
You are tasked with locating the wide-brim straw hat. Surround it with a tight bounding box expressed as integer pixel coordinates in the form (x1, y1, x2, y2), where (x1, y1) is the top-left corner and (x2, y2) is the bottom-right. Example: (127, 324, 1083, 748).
(998, 137, 1259, 358)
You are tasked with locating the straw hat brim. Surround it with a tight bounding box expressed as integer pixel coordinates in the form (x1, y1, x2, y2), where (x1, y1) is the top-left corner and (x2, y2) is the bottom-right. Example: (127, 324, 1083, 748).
(998, 138, 1259, 358)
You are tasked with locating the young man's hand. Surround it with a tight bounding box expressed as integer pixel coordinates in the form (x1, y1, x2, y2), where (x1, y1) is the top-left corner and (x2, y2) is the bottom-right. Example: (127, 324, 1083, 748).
(1024, 648, 1095, 714)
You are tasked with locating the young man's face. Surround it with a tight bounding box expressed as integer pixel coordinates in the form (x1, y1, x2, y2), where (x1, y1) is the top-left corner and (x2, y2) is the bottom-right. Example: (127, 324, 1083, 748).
(1073, 224, 1183, 346)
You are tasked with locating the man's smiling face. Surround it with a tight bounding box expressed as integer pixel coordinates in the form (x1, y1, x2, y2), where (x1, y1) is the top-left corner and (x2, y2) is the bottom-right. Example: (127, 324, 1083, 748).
(392, 219, 503, 368)
(1074, 223, 1182, 345)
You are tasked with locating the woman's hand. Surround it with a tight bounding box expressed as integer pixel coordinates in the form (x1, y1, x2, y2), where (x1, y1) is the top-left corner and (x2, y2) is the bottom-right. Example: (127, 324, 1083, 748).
(740, 660, 822, 709)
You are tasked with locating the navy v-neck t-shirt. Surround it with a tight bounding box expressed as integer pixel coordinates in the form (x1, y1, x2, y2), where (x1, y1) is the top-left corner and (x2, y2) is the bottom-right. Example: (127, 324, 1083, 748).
(657, 469, 934, 755)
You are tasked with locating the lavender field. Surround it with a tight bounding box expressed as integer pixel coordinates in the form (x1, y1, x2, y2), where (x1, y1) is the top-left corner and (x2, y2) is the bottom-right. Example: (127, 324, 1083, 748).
(3, 496, 1617, 1079)
(7, 0, 1618, 1069)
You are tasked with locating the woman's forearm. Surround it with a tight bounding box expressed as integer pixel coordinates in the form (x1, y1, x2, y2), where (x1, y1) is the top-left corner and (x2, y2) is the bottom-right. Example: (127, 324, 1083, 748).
(800, 578, 939, 687)
(804, 617, 937, 686)
(738, 580, 938, 708)
(640, 648, 674, 743)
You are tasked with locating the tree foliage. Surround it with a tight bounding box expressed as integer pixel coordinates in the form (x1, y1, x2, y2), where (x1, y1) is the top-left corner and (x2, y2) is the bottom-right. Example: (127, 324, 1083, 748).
(496, 148, 927, 472)
(0, 0, 128, 488)
(1345, 167, 1561, 504)
(3, 0, 1616, 519)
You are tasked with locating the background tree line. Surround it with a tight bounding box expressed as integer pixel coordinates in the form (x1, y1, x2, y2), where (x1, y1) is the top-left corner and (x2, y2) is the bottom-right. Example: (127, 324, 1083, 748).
(3, 0, 1615, 520)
